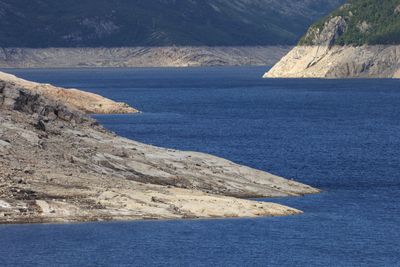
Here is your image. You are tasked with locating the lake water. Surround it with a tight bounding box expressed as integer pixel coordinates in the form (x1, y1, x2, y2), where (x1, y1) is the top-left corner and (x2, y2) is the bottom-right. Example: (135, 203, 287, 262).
(1, 67, 400, 266)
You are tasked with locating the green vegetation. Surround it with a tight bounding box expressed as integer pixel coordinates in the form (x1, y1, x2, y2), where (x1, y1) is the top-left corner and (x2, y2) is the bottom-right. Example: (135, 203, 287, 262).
(0, 0, 342, 47)
(300, 0, 400, 46)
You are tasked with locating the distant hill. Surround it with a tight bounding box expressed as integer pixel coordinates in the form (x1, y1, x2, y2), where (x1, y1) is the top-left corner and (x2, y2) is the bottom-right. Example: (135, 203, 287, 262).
(0, 0, 343, 48)
(264, 0, 400, 78)
(300, 0, 400, 46)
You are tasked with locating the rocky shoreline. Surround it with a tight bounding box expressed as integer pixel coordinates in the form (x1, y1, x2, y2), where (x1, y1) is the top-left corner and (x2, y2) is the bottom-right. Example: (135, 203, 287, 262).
(0, 71, 138, 114)
(264, 14, 400, 79)
(264, 45, 400, 79)
(0, 72, 319, 224)
(0, 46, 291, 68)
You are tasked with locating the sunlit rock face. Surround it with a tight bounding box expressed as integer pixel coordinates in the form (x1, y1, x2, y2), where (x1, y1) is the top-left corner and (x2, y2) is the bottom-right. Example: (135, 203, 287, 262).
(0, 73, 318, 224)
(264, 1, 400, 79)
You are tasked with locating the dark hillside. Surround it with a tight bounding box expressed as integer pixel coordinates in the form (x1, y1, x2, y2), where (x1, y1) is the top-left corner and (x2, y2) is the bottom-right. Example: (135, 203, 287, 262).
(0, 0, 343, 47)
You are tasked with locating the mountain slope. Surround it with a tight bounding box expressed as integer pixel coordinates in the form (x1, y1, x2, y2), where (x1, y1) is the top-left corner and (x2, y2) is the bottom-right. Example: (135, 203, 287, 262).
(0, 0, 343, 47)
(300, 0, 400, 46)
(264, 0, 400, 78)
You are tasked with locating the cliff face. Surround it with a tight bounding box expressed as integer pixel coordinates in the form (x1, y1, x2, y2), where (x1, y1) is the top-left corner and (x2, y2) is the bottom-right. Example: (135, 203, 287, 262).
(264, 1, 400, 78)
(0, 74, 319, 224)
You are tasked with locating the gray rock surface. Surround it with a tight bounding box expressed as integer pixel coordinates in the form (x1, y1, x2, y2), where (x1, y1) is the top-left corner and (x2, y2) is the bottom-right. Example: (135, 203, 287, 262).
(264, 45, 400, 78)
(264, 16, 400, 78)
(304, 16, 347, 47)
(0, 46, 291, 68)
(0, 71, 137, 114)
(0, 74, 319, 224)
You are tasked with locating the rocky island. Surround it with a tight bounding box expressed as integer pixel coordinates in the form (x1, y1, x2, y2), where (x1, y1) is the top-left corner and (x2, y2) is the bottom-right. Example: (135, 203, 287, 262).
(264, 0, 400, 78)
(0, 71, 318, 224)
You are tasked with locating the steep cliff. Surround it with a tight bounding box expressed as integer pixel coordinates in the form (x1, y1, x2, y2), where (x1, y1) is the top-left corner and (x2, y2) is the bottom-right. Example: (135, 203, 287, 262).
(264, 0, 400, 78)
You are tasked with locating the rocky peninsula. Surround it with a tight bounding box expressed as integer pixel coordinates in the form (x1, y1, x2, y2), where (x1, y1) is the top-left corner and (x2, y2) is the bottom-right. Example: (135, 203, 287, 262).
(264, 1, 400, 78)
(0, 72, 319, 224)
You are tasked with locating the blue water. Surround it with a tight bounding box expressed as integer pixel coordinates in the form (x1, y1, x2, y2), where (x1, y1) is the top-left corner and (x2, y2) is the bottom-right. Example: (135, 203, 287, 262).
(1, 67, 400, 266)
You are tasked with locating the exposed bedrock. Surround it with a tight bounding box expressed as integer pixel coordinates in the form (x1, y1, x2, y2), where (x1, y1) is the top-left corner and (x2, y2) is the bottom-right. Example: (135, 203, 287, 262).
(265, 14, 400, 78)
(0, 74, 319, 224)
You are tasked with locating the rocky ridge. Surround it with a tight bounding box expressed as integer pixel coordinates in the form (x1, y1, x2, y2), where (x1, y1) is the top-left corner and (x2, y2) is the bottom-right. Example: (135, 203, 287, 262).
(0, 73, 319, 224)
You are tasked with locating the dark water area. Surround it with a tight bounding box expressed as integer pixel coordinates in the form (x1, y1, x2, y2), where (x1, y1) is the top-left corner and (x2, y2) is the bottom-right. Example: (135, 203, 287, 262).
(1, 67, 400, 266)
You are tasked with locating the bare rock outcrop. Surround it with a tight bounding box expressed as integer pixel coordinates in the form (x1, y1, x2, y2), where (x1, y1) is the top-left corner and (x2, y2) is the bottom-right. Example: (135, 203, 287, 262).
(0, 80, 90, 124)
(264, 12, 400, 78)
(304, 16, 347, 47)
(0, 71, 138, 114)
(264, 45, 400, 78)
(0, 75, 319, 224)
(0, 46, 291, 68)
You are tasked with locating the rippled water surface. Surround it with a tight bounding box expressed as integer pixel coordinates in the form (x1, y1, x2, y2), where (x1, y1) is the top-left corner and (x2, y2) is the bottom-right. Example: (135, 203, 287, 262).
(1, 67, 400, 266)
